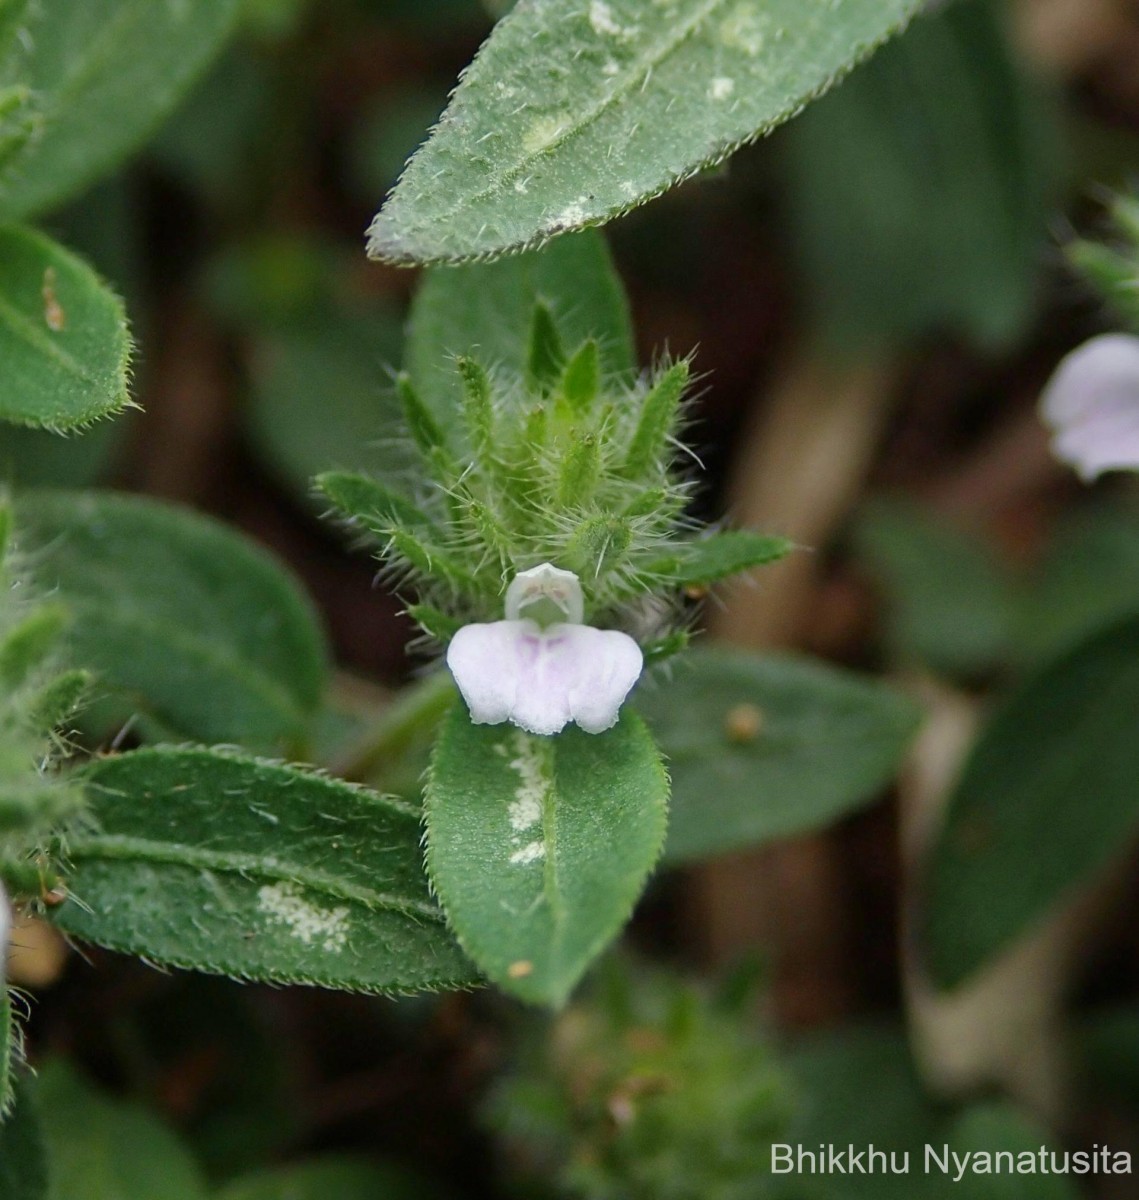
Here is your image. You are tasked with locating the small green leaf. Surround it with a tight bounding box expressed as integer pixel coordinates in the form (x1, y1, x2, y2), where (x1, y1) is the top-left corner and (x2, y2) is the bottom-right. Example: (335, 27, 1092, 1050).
(623, 361, 688, 478)
(643, 530, 793, 588)
(561, 339, 600, 413)
(458, 356, 494, 456)
(404, 603, 463, 642)
(0, 603, 67, 688)
(0, 0, 243, 220)
(368, 0, 922, 264)
(397, 372, 449, 462)
(852, 498, 1014, 679)
(405, 229, 633, 420)
(216, 1158, 441, 1200)
(317, 470, 438, 540)
(13, 491, 328, 751)
(639, 648, 921, 864)
(0, 225, 131, 429)
(0, 1078, 47, 1200)
(925, 617, 1139, 989)
(557, 432, 601, 508)
(36, 1060, 207, 1200)
(27, 667, 89, 731)
(425, 706, 668, 1006)
(525, 302, 565, 393)
(51, 746, 476, 993)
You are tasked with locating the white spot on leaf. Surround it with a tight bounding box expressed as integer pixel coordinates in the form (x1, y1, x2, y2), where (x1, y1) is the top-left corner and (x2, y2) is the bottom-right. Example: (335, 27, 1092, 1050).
(504, 732, 548, 866)
(510, 840, 547, 865)
(709, 77, 735, 101)
(257, 881, 349, 952)
(523, 114, 569, 155)
(720, 4, 768, 55)
(589, 0, 622, 36)
(507, 730, 545, 832)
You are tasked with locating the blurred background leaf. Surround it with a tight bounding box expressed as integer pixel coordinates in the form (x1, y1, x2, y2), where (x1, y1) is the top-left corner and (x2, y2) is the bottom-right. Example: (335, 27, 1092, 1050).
(925, 616, 1139, 989)
(13, 490, 329, 752)
(642, 648, 921, 864)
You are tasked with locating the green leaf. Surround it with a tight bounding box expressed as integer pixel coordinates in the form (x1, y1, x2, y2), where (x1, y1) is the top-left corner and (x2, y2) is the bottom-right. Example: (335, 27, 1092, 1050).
(216, 1158, 441, 1200)
(784, 0, 1058, 351)
(425, 706, 668, 1006)
(0, 1079, 48, 1200)
(525, 302, 566, 393)
(643, 529, 793, 588)
(925, 617, 1139, 989)
(1014, 505, 1139, 667)
(561, 338, 600, 413)
(623, 361, 688, 478)
(13, 491, 328, 751)
(940, 1104, 1080, 1200)
(368, 0, 923, 265)
(243, 309, 411, 509)
(852, 498, 1015, 679)
(0, 225, 131, 429)
(51, 746, 476, 994)
(404, 229, 633, 420)
(317, 470, 438, 539)
(37, 1060, 207, 1200)
(640, 648, 921, 864)
(0, 0, 243, 220)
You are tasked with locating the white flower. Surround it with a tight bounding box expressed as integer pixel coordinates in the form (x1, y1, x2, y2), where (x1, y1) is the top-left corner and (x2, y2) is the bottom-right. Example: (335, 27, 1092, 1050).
(1040, 333, 1139, 482)
(446, 563, 643, 736)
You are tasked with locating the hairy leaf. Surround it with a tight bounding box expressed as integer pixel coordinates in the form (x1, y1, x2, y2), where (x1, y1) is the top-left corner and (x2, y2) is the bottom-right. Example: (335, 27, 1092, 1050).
(644, 530, 793, 588)
(925, 618, 1139, 988)
(0, 225, 131, 429)
(13, 491, 328, 752)
(0, 0, 242, 219)
(426, 706, 668, 1006)
(640, 648, 921, 864)
(370, 0, 922, 264)
(404, 229, 633, 419)
(52, 747, 476, 994)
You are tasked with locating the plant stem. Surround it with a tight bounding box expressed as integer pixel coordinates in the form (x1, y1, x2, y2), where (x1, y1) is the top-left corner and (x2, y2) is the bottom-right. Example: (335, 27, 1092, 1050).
(330, 669, 457, 782)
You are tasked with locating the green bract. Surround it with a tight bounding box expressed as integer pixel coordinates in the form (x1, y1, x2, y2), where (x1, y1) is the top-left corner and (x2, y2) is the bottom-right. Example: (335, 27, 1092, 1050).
(319, 316, 789, 641)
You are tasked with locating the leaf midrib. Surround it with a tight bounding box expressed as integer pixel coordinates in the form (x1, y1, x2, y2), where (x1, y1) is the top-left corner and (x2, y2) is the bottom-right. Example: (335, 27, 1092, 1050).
(67, 833, 444, 922)
(387, 0, 726, 226)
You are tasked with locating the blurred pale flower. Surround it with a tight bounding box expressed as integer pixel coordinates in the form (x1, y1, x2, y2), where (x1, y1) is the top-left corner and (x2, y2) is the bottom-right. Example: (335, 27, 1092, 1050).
(1040, 333, 1139, 482)
(447, 563, 643, 737)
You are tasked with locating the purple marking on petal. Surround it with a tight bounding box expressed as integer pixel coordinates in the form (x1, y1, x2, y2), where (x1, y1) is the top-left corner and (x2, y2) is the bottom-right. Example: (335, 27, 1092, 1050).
(446, 618, 643, 736)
